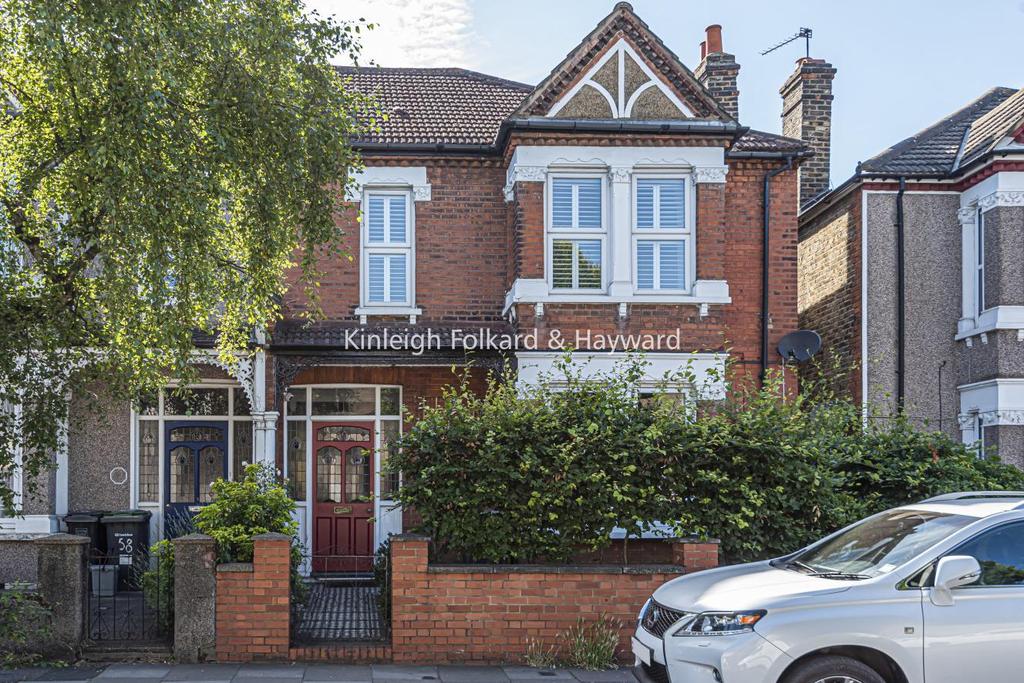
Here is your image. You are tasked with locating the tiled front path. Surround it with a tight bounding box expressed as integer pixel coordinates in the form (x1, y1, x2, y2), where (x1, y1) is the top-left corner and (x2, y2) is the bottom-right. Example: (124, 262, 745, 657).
(0, 664, 641, 683)
(293, 585, 385, 643)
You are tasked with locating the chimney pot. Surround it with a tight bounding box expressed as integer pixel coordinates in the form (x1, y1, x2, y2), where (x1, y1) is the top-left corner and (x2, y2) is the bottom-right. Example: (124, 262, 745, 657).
(705, 24, 723, 54)
(699, 40, 707, 60)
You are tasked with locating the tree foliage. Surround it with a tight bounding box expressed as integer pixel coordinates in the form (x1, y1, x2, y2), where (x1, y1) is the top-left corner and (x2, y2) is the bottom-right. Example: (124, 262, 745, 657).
(0, 0, 376, 512)
(390, 355, 1024, 564)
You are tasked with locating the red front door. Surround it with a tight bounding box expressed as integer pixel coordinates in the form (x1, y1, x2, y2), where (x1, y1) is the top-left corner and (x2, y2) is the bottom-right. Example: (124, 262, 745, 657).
(312, 421, 375, 573)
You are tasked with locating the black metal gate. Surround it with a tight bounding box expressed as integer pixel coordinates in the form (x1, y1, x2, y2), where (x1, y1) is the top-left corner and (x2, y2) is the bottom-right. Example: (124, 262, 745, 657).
(87, 548, 171, 643)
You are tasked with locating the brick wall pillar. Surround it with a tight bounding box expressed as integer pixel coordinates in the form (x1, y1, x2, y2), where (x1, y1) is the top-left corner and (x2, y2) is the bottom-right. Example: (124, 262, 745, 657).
(34, 534, 88, 656)
(389, 534, 430, 662)
(672, 538, 721, 572)
(215, 533, 291, 662)
(173, 533, 217, 663)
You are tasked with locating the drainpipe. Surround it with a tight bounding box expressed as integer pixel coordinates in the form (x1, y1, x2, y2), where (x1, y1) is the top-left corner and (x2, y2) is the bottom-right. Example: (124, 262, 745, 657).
(896, 177, 906, 411)
(761, 155, 795, 382)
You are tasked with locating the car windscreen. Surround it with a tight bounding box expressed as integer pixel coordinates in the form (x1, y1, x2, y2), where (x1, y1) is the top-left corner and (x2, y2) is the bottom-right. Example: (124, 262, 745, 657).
(782, 509, 975, 578)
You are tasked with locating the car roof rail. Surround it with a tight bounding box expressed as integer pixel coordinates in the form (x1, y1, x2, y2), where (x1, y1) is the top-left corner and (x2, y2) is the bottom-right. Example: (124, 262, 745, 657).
(921, 491, 1024, 503)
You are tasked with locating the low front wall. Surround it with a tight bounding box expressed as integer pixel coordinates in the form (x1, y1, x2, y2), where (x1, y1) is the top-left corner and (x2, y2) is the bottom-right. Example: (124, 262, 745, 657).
(389, 535, 719, 664)
(0, 534, 42, 584)
(215, 534, 291, 662)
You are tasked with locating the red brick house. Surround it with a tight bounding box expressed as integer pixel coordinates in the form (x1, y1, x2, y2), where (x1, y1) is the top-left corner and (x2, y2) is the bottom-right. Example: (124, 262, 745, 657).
(2, 3, 818, 575)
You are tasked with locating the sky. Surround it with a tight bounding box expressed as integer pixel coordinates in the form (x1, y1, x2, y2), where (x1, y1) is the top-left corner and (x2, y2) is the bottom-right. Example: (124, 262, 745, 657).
(304, 0, 1024, 184)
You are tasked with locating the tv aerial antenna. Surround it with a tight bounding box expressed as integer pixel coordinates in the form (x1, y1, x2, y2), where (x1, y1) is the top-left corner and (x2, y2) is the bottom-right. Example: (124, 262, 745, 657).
(760, 27, 813, 59)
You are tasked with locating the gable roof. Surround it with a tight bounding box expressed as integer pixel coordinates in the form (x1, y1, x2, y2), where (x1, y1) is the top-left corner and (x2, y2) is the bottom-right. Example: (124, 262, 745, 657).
(958, 87, 1024, 169)
(858, 87, 1018, 176)
(337, 66, 805, 155)
(337, 67, 533, 147)
(513, 2, 731, 121)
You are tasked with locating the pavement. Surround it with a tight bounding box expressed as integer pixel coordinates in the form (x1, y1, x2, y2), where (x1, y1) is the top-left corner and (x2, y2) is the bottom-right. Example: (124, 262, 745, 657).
(0, 664, 642, 683)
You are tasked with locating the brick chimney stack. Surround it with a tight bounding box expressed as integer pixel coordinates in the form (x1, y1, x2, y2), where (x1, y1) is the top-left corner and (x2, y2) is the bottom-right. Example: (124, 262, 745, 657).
(694, 24, 740, 120)
(780, 57, 837, 207)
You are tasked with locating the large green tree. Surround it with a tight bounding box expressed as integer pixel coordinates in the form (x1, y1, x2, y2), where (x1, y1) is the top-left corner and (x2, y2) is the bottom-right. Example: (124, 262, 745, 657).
(0, 0, 376, 513)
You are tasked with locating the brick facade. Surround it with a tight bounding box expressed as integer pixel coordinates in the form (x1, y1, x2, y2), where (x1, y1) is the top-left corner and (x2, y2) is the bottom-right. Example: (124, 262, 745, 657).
(797, 188, 862, 399)
(389, 535, 720, 664)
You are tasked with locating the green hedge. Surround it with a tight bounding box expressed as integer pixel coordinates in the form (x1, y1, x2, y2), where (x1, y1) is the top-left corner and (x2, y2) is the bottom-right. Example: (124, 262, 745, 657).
(388, 356, 1024, 564)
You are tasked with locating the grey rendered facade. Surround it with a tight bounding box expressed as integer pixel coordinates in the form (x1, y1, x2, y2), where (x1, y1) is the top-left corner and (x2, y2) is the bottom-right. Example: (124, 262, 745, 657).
(799, 86, 1024, 467)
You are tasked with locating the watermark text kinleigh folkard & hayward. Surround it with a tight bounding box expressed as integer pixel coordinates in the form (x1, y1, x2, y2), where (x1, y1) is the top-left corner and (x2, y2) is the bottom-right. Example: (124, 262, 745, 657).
(342, 328, 691, 355)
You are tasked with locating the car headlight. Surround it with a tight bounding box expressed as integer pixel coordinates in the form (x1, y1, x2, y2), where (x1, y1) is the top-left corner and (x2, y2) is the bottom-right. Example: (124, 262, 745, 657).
(673, 610, 766, 636)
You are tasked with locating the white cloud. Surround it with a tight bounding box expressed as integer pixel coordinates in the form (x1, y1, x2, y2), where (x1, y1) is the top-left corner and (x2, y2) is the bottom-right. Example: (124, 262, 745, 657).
(306, 0, 478, 68)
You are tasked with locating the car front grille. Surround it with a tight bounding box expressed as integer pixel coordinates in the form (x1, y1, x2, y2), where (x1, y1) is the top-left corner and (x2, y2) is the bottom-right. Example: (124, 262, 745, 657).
(640, 600, 692, 638)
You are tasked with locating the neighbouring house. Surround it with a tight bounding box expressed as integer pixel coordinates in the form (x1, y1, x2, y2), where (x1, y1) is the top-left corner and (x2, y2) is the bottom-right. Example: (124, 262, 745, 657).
(2, 2, 817, 574)
(798, 85, 1024, 467)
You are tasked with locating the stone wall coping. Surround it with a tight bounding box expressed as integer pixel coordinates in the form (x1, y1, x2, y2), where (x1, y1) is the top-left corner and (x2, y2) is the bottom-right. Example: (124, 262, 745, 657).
(427, 563, 685, 575)
(173, 533, 215, 544)
(0, 533, 49, 542)
(217, 562, 254, 573)
(34, 533, 89, 546)
(391, 533, 719, 545)
(251, 532, 292, 542)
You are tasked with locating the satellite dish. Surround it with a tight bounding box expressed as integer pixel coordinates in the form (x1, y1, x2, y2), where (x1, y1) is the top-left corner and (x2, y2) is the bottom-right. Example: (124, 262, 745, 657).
(777, 330, 822, 363)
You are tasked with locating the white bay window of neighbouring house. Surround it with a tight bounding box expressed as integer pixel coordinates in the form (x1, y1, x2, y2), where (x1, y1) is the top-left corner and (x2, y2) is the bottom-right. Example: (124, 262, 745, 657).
(550, 177, 604, 290)
(364, 192, 412, 305)
(634, 178, 689, 291)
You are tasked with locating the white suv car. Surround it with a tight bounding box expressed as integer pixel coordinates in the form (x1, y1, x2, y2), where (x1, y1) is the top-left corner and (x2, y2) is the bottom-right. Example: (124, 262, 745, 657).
(633, 491, 1024, 683)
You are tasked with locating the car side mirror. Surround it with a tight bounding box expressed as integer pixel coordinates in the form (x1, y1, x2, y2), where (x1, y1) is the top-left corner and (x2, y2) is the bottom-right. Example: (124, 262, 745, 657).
(931, 555, 982, 606)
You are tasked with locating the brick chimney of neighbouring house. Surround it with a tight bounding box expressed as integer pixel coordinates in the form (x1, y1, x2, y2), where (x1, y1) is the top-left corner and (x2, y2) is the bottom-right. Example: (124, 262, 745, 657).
(694, 24, 740, 120)
(780, 57, 837, 207)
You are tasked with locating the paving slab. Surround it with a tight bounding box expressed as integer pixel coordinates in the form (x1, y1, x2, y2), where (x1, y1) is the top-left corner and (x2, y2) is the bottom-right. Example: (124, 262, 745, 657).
(0, 669, 49, 682)
(369, 666, 439, 681)
(500, 668, 575, 681)
(436, 666, 510, 683)
(94, 665, 171, 679)
(162, 664, 239, 682)
(236, 666, 305, 679)
(36, 668, 107, 681)
(302, 664, 373, 682)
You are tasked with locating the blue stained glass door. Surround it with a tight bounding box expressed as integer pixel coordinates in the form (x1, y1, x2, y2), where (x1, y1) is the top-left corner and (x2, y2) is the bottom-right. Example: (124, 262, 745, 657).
(163, 421, 227, 535)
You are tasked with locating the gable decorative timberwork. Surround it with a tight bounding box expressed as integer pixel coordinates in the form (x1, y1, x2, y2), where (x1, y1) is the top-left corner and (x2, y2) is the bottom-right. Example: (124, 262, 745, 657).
(547, 39, 695, 120)
(513, 2, 730, 121)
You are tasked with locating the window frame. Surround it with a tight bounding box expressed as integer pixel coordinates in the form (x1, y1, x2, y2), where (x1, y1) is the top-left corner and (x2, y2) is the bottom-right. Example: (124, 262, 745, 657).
(361, 187, 415, 308)
(546, 173, 608, 293)
(976, 206, 986, 316)
(631, 174, 694, 294)
(134, 382, 253, 506)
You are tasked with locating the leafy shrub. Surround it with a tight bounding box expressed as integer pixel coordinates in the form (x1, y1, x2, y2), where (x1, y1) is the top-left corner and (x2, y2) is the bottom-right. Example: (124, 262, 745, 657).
(141, 540, 175, 632)
(195, 463, 306, 603)
(0, 586, 61, 666)
(142, 463, 306, 619)
(391, 354, 1024, 564)
(389, 358, 672, 562)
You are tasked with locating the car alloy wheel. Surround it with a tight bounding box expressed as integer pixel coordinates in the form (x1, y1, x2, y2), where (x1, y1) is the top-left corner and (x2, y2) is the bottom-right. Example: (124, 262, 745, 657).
(813, 678, 864, 683)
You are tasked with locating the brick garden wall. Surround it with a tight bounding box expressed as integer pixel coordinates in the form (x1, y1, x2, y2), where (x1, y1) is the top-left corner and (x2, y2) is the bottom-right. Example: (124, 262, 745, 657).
(215, 534, 291, 663)
(389, 535, 719, 664)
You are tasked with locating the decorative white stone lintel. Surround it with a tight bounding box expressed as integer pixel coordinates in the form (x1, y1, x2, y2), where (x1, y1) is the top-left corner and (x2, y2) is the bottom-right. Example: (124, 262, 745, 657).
(693, 166, 729, 184)
(978, 190, 1024, 211)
